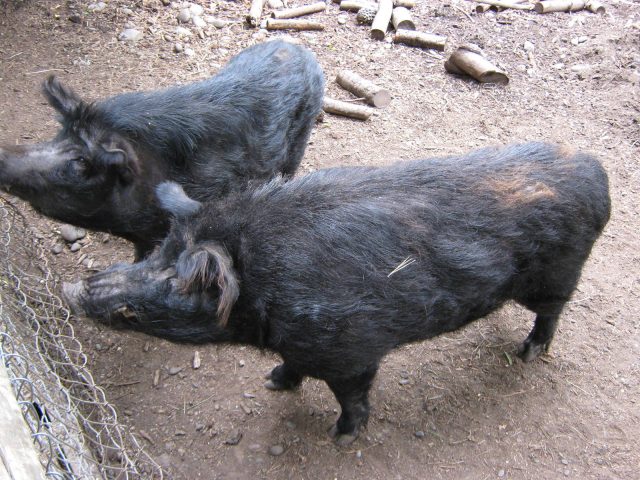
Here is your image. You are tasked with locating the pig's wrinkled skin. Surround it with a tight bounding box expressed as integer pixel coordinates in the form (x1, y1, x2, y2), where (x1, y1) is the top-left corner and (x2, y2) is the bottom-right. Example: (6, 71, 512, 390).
(64, 142, 611, 445)
(0, 40, 324, 260)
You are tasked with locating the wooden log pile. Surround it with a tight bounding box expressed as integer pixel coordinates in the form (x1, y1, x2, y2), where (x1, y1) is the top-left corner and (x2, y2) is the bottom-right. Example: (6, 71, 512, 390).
(323, 70, 391, 121)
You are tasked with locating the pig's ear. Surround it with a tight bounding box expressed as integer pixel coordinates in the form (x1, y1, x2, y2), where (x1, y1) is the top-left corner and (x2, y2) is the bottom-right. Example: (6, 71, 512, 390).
(156, 182, 202, 217)
(176, 243, 239, 326)
(99, 145, 140, 184)
(42, 76, 83, 117)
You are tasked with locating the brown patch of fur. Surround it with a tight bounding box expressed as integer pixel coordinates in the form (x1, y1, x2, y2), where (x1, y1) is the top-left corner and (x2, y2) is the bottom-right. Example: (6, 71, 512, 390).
(485, 176, 556, 205)
(556, 143, 577, 159)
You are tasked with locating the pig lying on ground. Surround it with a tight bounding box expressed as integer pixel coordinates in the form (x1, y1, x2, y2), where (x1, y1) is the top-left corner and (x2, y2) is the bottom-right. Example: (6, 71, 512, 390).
(0, 40, 324, 259)
(64, 142, 611, 445)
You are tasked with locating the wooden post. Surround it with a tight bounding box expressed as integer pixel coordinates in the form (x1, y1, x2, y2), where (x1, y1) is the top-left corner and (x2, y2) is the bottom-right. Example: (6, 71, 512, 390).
(371, 0, 393, 40)
(393, 30, 447, 51)
(445, 45, 509, 84)
(0, 363, 48, 480)
(271, 2, 327, 19)
(266, 18, 325, 30)
(472, 0, 534, 10)
(533, 0, 586, 13)
(339, 0, 376, 11)
(247, 0, 267, 27)
(323, 97, 374, 120)
(586, 0, 605, 13)
(391, 7, 415, 30)
(336, 70, 391, 108)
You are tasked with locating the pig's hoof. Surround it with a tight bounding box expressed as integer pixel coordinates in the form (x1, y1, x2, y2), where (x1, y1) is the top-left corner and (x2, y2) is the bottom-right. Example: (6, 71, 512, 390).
(517, 340, 550, 363)
(328, 424, 358, 446)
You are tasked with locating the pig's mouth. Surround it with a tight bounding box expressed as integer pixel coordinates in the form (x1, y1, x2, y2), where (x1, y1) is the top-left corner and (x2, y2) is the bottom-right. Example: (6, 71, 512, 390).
(62, 281, 139, 326)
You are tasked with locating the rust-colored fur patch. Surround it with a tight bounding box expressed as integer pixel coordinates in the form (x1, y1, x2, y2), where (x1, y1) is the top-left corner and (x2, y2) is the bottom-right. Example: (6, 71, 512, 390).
(556, 143, 577, 159)
(485, 177, 556, 205)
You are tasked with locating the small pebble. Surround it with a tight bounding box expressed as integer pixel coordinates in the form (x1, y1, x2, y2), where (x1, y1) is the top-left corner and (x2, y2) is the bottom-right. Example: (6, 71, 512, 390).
(184, 48, 195, 57)
(414, 430, 425, 438)
(177, 8, 191, 22)
(122, 7, 134, 16)
(564, 469, 570, 476)
(60, 224, 87, 242)
(243, 392, 255, 399)
(239, 359, 245, 367)
(498, 469, 505, 478)
(207, 17, 228, 28)
(337, 15, 347, 25)
(177, 448, 186, 457)
(175, 430, 186, 436)
(268, 444, 284, 456)
(248, 443, 262, 452)
(161, 0, 171, 5)
(95, 343, 104, 351)
(523, 40, 534, 52)
(399, 378, 410, 385)
(192, 15, 206, 28)
(51, 244, 64, 255)
(225, 429, 242, 445)
(174, 42, 184, 53)
(143, 341, 150, 352)
(88, 2, 107, 12)
(175, 26, 192, 37)
(68, 13, 83, 24)
(561, 458, 569, 466)
(118, 28, 143, 42)
(189, 4, 204, 16)
(168, 366, 183, 375)
(195, 423, 206, 431)
(69, 242, 81, 252)
(356, 450, 362, 459)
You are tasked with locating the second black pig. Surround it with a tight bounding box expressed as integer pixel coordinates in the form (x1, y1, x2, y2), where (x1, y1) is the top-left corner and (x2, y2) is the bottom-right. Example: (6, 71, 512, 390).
(64, 142, 611, 445)
(0, 40, 324, 259)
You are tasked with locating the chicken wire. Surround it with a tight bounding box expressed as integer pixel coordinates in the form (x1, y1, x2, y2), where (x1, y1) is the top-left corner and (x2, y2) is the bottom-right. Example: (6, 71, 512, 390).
(0, 195, 163, 479)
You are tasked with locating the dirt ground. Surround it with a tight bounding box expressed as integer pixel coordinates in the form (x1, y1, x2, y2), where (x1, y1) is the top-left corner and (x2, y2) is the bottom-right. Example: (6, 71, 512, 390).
(0, 0, 638, 478)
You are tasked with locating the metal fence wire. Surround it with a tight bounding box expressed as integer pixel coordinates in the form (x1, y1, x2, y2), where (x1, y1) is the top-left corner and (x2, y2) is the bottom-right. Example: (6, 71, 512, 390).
(0, 195, 163, 479)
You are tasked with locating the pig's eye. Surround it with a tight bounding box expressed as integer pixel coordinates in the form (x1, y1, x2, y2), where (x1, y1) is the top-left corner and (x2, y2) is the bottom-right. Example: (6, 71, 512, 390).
(68, 157, 89, 175)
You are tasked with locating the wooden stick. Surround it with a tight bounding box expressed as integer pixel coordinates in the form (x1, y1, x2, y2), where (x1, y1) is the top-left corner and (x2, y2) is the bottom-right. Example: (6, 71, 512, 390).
(394, 0, 416, 7)
(247, 0, 266, 27)
(266, 18, 325, 30)
(392, 30, 447, 51)
(371, 0, 393, 40)
(472, 0, 534, 10)
(445, 46, 509, 84)
(533, 0, 586, 13)
(336, 70, 391, 108)
(339, 0, 376, 11)
(271, 1, 327, 19)
(323, 97, 374, 121)
(475, 4, 492, 12)
(586, 0, 605, 13)
(391, 7, 415, 30)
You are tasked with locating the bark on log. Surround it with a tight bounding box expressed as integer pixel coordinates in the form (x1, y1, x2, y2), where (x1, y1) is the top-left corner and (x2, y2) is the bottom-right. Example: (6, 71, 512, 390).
(586, 0, 605, 13)
(340, 0, 376, 11)
(371, 0, 393, 40)
(533, 0, 586, 13)
(472, 0, 533, 10)
(247, 0, 266, 27)
(392, 30, 447, 51)
(266, 18, 325, 30)
(394, 0, 416, 7)
(335, 70, 391, 108)
(323, 97, 374, 121)
(445, 46, 509, 85)
(391, 7, 415, 30)
(271, 2, 327, 19)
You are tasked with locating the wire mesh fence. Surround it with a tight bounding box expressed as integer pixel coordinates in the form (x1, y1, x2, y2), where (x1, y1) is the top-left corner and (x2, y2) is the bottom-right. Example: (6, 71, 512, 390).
(0, 195, 163, 479)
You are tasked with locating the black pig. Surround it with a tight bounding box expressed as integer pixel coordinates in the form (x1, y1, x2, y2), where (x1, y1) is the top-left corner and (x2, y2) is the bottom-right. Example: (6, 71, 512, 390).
(63, 142, 610, 445)
(0, 40, 324, 259)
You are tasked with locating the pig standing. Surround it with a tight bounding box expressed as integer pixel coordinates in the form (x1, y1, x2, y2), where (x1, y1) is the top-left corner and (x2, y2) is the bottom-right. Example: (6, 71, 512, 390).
(0, 40, 324, 259)
(64, 142, 610, 445)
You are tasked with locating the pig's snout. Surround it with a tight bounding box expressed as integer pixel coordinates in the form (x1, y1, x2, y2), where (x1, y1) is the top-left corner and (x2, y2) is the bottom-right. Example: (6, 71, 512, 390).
(62, 281, 87, 315)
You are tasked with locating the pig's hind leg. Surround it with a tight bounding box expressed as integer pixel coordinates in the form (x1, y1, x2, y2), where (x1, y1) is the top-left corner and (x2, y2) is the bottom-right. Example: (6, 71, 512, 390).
(326, 364, 378, 446)
(264, 362, 303, 391)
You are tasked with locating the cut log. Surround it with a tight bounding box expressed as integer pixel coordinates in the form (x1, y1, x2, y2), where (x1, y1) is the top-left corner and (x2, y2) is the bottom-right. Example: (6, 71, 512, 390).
(472, 0, 534, 10)
(475, 4, 492, 12)
(445, 46, 509, 85)
(247, 0, 267, 27)
(394, 0, 416, 7)
(323, 97, 374, 121)
(266, 18, 325, 30)
(391, 7, 415, 30)
(271, 2, 327, 19)
(339, 0, 376, 11)
(586, 0, 605, 13)
(392, 30, 447, 51)
(336, 70, 391, 108)
(371, 0, 393, 40)
(533, 0, 586, 13)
